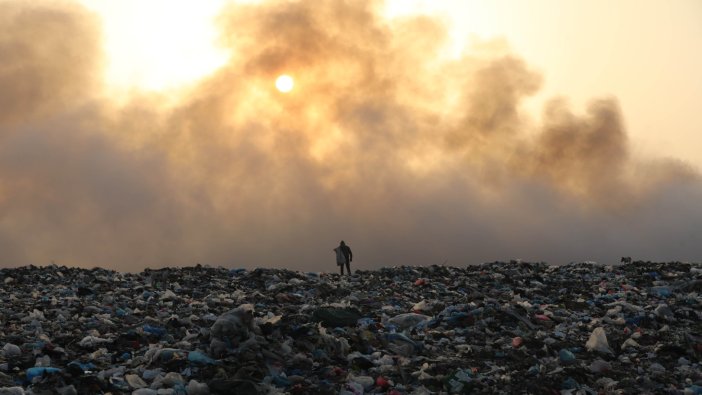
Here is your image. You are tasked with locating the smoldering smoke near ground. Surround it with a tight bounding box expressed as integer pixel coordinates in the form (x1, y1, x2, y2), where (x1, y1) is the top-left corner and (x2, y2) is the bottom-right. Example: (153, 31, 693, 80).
(0, 0, 700, 271)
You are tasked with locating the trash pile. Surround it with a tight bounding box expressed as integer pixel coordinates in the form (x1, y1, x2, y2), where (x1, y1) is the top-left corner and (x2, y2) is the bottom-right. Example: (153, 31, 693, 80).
(0, 261, 700, 394)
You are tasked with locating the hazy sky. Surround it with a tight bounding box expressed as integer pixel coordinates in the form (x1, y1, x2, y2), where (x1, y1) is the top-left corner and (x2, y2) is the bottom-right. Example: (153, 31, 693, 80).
(1, 0, 700, 271)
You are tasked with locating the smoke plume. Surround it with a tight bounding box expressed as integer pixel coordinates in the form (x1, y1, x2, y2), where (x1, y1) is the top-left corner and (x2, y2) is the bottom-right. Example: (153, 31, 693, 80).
(0, 0, 699, 271)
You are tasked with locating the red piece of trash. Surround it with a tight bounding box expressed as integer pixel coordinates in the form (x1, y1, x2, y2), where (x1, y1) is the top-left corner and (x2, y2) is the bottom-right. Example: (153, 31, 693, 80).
(512, 336, 523, 348)
(376, 376, 389, 388)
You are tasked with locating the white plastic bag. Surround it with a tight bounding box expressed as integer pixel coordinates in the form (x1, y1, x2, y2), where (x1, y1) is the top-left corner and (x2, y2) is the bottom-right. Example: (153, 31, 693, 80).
(586, 327, 613, 354)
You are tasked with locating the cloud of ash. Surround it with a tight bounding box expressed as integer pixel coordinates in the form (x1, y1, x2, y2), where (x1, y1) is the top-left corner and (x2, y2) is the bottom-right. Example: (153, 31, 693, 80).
(0, 0, 700, 271)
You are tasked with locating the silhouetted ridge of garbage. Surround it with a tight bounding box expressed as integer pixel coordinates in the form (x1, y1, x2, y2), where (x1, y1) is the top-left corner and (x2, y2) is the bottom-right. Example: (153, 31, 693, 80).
(0, 261, 700, 394)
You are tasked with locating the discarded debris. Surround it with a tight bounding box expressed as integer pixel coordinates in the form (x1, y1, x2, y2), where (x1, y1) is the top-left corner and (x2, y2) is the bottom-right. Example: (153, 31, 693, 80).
(0, 261, 700, 393)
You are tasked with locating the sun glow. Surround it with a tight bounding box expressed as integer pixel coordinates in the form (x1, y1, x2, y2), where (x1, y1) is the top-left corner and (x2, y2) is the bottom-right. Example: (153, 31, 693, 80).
(79, 0, 228, 92)
(275, 75, 294, 93)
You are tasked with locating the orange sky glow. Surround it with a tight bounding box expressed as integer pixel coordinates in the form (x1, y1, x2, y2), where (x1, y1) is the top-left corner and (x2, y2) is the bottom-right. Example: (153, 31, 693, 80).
(0, 0, 700, 270)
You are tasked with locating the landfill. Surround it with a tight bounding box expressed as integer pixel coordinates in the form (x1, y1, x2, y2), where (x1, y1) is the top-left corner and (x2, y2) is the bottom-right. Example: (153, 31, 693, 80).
(0, 260, 700, 394)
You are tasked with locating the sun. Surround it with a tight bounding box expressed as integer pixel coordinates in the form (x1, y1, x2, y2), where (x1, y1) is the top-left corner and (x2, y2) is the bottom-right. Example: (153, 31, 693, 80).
(275, 75, 294, 93)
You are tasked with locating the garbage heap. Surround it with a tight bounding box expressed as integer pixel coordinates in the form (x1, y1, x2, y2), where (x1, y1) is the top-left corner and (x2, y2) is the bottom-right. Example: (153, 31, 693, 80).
(0, 261, 700, 394)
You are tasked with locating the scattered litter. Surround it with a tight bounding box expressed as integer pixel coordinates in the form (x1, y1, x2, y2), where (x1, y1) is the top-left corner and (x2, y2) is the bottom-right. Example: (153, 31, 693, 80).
(0, 261, 700, 393)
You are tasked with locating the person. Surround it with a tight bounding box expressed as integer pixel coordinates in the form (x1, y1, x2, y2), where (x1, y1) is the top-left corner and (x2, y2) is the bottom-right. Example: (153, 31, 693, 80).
(333, 240, 353, 275)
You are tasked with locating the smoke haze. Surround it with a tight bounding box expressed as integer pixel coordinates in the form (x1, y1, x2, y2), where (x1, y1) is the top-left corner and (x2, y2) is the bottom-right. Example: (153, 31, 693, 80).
(1, 0, 700, 271)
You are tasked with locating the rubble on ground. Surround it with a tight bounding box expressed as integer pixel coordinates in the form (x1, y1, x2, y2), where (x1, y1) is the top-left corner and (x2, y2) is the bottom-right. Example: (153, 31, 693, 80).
(0, 261, 700, 394)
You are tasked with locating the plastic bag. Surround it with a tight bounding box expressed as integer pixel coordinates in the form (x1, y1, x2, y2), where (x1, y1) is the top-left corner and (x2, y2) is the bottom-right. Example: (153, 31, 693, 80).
(585, 327, 613, 354)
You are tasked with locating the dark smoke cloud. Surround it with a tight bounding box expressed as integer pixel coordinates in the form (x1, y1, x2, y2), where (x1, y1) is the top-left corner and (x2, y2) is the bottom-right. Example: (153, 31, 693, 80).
(0, 0, 699, 271)
(0, 1, 101, 127)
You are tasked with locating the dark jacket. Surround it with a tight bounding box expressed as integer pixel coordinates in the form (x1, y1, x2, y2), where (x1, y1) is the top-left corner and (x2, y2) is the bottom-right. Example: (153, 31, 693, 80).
(340, 244, 352, 263)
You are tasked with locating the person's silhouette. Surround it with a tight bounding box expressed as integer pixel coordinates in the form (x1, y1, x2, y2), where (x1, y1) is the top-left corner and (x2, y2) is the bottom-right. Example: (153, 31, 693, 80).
(333, 240, 353, 275)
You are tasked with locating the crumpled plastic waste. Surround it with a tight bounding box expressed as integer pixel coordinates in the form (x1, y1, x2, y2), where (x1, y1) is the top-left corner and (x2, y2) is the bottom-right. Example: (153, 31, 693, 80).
(0, 260, 699, 393)
(586, 327, 614, 354)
